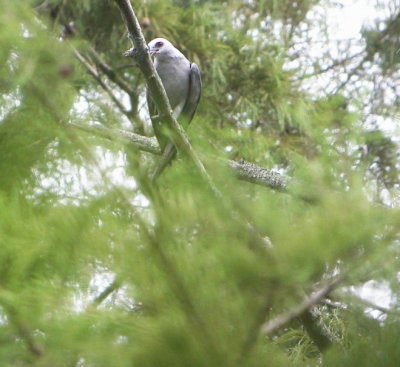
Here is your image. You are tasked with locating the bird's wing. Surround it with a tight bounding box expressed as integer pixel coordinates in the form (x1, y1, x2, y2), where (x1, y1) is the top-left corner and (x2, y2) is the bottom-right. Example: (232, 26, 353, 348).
(151, 63, 201, 183)
(180, 63, 202, 128)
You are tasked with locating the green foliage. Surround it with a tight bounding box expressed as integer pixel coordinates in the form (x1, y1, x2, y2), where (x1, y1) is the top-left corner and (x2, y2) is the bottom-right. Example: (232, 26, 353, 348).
(325, 316, 400, 367)
(0, 1, 76, 191)
(0, 0, 399, 366)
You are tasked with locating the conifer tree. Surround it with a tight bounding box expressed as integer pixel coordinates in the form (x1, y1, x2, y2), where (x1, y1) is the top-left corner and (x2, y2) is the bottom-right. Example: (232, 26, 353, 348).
(0, 0, 399, 365)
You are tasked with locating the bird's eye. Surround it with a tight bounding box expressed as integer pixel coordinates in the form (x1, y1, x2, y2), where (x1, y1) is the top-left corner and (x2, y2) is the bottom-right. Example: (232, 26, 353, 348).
(155, 41, 164, 48)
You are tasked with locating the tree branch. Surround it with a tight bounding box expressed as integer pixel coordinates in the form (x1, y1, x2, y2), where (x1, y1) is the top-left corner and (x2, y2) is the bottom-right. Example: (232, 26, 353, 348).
(228, 160, 288, 191)
(92, 278, 121, 307)
(261, 276, 343, 335)
(13, 318, 44, 357)
(239, 276, 342, 361)
(87, 47, 141, 123)
(73, 49, 132, 117)
(0, 299, 44, 358)
(70, 122, 288, 191)
(87, 47, 136, 96)
(295, 49, 365, 82)
(70, 122, 160, 154)
(61, 21, 141, 124)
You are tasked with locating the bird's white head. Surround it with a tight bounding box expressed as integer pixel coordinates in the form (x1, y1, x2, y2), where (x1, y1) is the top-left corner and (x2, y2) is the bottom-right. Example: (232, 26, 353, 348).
(147, 38, 178, 59)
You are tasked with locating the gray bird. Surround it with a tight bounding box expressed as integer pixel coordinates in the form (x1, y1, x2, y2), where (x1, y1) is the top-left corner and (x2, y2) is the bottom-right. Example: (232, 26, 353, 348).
(146, 38, 201, 182)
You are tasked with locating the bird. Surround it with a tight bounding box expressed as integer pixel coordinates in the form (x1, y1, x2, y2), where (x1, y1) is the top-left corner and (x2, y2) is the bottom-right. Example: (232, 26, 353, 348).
(146, 38, 201, 182)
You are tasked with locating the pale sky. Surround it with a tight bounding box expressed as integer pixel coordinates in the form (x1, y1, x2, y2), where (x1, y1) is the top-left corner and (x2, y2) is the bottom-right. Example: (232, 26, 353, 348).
(327, 0, 378, 40)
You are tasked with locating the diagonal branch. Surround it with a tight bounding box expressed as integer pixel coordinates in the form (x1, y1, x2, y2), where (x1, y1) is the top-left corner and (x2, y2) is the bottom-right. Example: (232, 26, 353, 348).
(73, 49, 131, 117)
(0, 299, 43, 358)
(239, 276, 343, 362)
(61, 21, 141, 123)
(114, 0, 217, 192)
(87, 47, 136, 96)
(12, 317, 44, 357)
(261, 275, 343, 336)
(92, 278, 121, 307)
(87, 48, 141, 123)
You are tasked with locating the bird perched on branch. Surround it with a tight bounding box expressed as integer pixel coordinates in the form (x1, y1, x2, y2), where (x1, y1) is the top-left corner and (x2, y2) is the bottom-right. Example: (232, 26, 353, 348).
(146, 38, 201, 182)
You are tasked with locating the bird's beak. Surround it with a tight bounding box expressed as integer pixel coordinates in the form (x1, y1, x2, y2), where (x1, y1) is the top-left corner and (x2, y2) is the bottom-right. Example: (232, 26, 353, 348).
(148, 47, 157, 56)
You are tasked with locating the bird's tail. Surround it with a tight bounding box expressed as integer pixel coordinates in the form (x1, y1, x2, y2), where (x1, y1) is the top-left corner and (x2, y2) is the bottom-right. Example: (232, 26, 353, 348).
(150, 143, 177, 183)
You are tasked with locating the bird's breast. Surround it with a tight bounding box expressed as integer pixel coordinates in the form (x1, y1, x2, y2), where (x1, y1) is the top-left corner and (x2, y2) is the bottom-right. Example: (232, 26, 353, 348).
(155, 57, 190, 113)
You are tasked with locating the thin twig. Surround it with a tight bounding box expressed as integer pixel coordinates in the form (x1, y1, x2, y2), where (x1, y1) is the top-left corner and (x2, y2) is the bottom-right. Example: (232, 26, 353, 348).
(331, 55, 367, 95)
(295, 50, 365, 82)
(92, 279, 121, 306)
(88, 47, 136, 96)
(62, 21, 140, 121)
(73, 49, 132, 117)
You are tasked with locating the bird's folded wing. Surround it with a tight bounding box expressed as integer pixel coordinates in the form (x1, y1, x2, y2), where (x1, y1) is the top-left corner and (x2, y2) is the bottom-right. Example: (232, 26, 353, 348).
(180, 63, 202, 128)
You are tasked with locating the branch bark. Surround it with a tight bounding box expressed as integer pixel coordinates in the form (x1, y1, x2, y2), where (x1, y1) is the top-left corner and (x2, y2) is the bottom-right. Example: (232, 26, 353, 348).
(228, 160, 288, 191)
